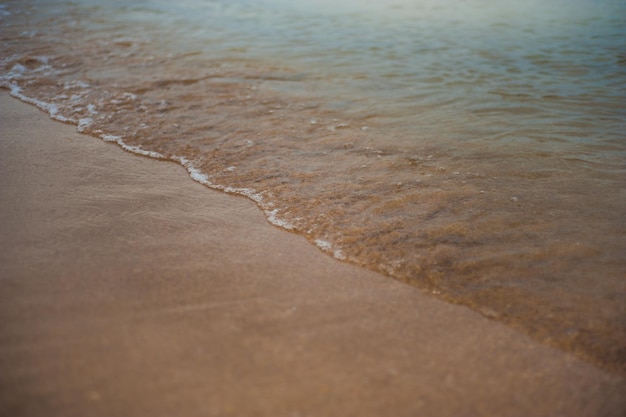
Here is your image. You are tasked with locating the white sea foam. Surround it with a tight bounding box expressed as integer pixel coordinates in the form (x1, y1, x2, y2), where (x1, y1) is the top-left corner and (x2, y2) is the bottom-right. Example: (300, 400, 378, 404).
(64, 80, 91, 90)
(1, 64, 26, 80)
(314, 239, 332, 252)
(4, 80, 167, 163)
(173, 156, 296, 230)
(175, 157, 211, 184)
(4, 81, 303, 253)
(33, 65, 52, 74)
(0, 80, 165, 163)
(101, 134, 165, 159)
(224, 186, 266, 205)
(265, 208, 295, 230)
(10, 63, 26, 73)
(77, 117, 93, 132)
(2, 81, 337, 247)
(314, 239, 346, 260)
(4, 84, 75, 123)
(87, 104, 99, 114)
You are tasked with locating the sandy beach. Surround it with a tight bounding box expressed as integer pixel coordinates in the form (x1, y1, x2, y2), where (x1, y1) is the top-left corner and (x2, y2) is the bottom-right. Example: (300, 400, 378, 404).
(0, 91, 623, 416)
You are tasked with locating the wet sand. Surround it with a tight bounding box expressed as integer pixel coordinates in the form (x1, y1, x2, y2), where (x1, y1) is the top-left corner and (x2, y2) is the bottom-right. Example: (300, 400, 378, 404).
(0, 91, 624, 416)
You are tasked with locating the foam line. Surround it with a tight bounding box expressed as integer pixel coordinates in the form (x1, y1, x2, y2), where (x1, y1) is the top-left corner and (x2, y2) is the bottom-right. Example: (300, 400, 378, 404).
(1, 83, 335, 257)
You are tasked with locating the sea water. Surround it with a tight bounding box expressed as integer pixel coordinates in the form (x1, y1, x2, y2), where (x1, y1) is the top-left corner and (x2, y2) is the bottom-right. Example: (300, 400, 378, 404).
(1, 0, 625, 372)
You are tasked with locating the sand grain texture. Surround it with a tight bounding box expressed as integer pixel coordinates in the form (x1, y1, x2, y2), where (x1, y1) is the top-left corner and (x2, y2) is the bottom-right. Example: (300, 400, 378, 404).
(0, 92, 624, 416)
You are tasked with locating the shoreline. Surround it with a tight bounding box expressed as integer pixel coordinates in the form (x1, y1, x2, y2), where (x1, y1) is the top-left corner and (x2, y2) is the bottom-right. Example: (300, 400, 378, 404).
(1, 91, 624, 416)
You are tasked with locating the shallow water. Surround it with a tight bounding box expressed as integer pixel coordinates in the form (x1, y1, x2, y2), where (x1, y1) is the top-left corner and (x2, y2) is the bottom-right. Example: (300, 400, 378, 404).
(1, 0, 625, 372)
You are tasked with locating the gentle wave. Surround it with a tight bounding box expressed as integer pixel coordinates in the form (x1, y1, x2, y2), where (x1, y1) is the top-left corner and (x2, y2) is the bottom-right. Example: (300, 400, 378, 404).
(2, 0, 625, 373)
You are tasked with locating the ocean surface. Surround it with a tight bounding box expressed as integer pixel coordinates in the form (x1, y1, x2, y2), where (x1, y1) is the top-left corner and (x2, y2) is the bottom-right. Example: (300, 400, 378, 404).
(1, 0, 625, 372)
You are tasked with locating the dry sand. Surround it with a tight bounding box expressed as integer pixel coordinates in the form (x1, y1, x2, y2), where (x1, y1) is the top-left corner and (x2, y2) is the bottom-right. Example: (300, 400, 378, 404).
(0, 91, 624, 416)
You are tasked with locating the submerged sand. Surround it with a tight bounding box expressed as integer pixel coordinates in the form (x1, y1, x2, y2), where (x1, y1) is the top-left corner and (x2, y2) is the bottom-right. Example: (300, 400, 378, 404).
(0, 91, 624, 416)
